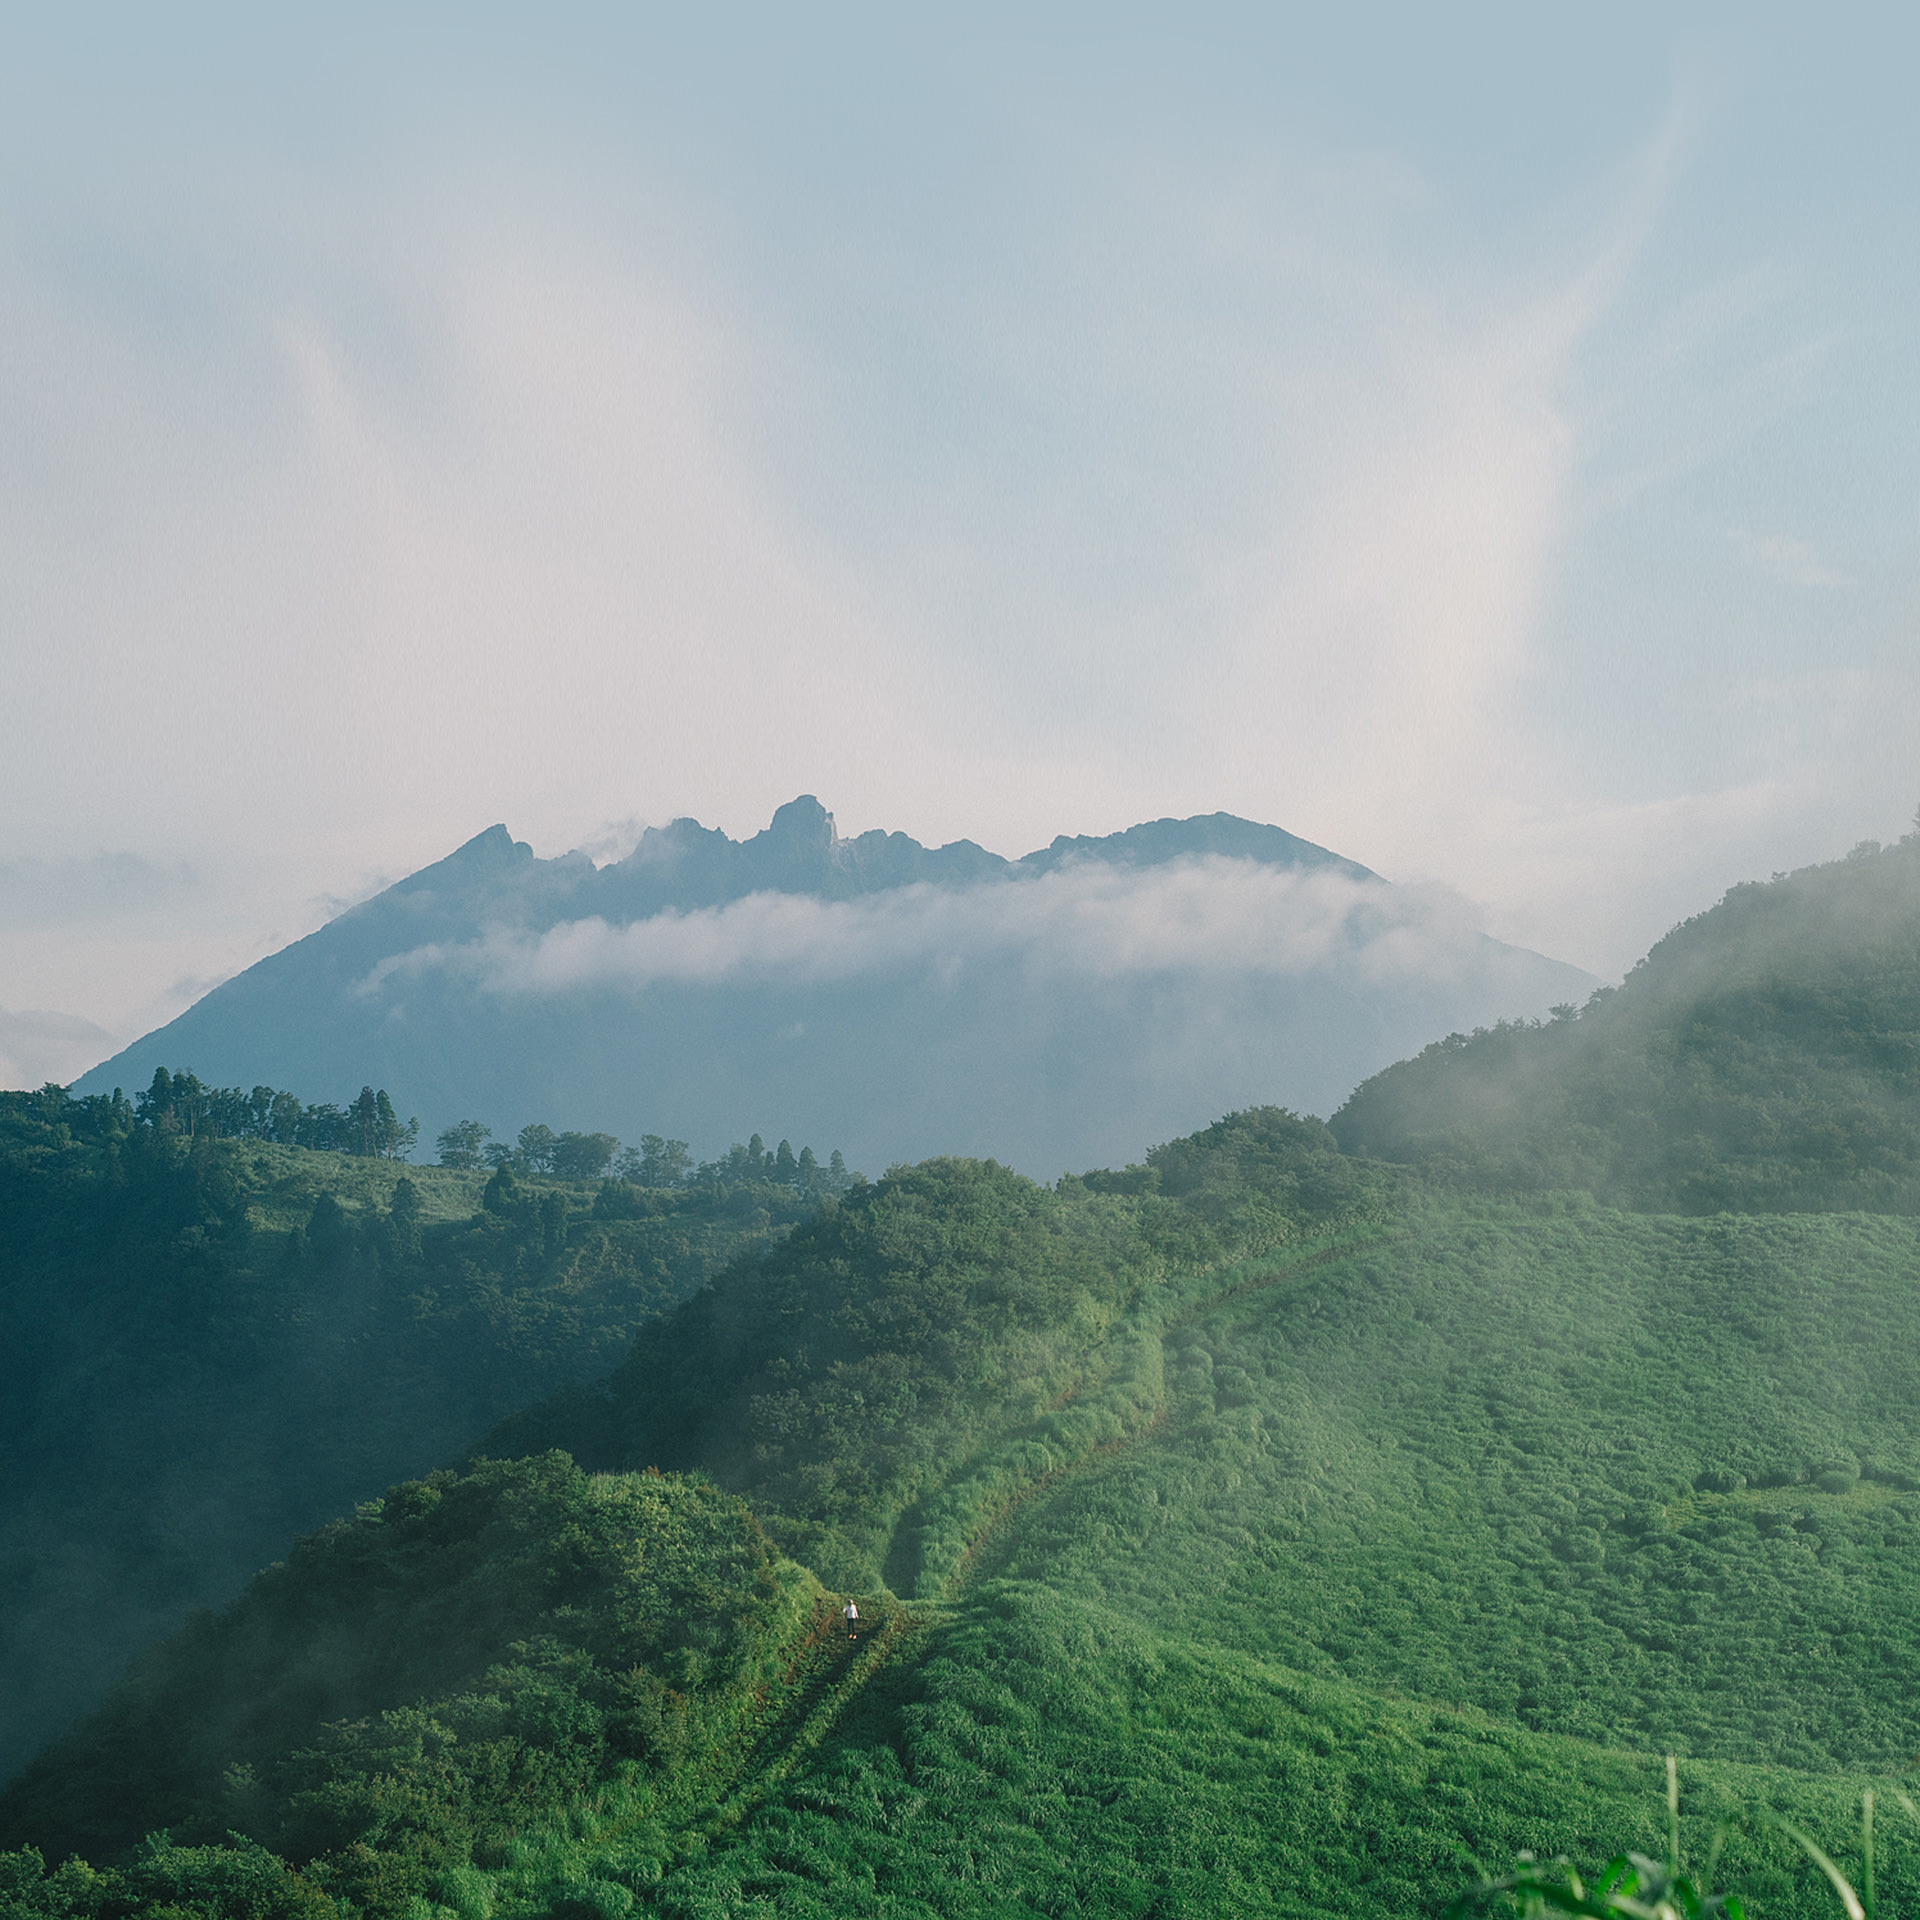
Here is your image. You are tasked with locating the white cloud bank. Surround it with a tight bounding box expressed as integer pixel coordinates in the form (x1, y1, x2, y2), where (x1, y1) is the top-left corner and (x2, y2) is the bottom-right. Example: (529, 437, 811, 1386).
(367, 857, 1561, 1004)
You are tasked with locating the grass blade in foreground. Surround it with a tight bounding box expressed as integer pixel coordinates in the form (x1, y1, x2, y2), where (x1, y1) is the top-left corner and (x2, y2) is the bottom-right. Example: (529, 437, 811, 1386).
(1451, 1762, 1746, 1920)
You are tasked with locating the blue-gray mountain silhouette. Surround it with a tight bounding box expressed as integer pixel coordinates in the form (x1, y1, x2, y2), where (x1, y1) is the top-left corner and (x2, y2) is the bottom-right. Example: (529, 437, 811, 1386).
(77, 798, 1592, 1174)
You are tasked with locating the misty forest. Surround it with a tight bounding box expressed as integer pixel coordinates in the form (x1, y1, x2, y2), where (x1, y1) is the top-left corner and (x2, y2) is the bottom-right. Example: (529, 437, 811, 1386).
(13, 826, 1920, 1920)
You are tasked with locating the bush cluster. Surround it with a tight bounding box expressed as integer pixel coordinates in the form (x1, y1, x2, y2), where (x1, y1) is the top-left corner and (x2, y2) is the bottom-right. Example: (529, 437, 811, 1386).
(0, 1457, 817, 1918)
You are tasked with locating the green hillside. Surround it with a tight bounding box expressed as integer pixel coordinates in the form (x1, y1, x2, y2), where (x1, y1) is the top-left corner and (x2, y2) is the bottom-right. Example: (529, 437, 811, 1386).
(1, 1458, 823, 1879)
(484, 1111, 1388, 1590)
(575, 1587, 1911, 1919)
(485, 1196, 1920, 1911)
(11, 843, 1920, 1917)
(1334, 833, 1920, 1210)
(0, 1087, 835, 1778)
(989, 1205, 1920, 1763)
(16, 1195, 1920, 1917)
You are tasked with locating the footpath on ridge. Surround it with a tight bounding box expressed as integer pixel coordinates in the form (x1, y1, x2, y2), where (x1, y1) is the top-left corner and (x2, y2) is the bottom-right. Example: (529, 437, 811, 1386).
(680, 1223, 1412, 1848)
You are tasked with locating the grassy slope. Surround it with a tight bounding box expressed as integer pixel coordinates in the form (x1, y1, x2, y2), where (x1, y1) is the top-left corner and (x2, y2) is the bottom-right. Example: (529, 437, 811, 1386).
(17, 1140, 1920, 1914)
(989, 1202, 1920, 1770)
(619, 1589, 1913, 1920)
(238, 1143, 491, 1225)
(1333, 836, 1920, 1211)
(610, 1201, 1920, 1915)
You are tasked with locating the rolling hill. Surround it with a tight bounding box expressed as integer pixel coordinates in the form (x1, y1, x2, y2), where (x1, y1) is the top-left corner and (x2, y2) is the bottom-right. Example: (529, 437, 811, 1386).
(0, 1091, 839, 1781)
(1333, 831, 1920, 1210)
(11, 836, 1920, 1917)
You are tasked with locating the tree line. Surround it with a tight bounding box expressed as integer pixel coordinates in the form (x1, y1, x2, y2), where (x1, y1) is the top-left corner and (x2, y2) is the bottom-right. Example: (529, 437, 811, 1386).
(66, 1065, 857, 1200)
(435, 1119, 855, 1198)
(131, 1068, 419, 1159)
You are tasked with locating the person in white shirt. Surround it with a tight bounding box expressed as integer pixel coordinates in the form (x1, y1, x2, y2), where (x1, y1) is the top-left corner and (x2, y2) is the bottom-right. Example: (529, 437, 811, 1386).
(842, 1600, 859, 1640)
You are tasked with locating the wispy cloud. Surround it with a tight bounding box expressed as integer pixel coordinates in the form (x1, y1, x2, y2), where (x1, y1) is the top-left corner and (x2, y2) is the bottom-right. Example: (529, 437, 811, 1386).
(1, 34, 1903, 1041)
(365, 857, 1553, 1003)
(0, 1006, 119, 1090)
(1727, 527, 1850, 589)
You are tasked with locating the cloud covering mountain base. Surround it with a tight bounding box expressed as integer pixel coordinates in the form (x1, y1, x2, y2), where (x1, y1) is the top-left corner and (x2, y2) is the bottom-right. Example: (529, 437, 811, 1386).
(76, 799, 1595, 1173)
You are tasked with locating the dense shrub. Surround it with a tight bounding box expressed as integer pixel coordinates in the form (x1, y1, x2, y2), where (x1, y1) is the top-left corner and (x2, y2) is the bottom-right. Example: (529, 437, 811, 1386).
(0, 1456, 817, 1905)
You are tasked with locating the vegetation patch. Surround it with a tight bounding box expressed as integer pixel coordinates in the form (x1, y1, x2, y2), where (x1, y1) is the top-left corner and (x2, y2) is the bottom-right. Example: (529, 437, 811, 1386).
(1334, 835, 1920, 1212)
(17, 844, 1920, 1916)
(0, 1089, 832, 1777)
(0, 1456, 825, 1913)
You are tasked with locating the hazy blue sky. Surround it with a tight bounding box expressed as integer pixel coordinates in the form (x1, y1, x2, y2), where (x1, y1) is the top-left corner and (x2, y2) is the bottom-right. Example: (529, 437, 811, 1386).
(4, 4, 1917, 1079)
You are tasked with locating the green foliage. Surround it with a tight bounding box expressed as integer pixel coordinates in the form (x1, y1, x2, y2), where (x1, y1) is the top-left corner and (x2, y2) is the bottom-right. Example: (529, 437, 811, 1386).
(603, 1192, 1920, 1916)
(0, 1095, 830, 1779)
(628, 1137, 693, 1189)
(115, 1067, 858, 1206)
(1453, 1761, 1749, 1920)
(985, 1205, 1920, 1770)
(1456, 1849, 1745, 1920)
(0, 1457, 818, 1901)
(565, 1589, 1917, 1919)
(436, 1120, 491, 1170)
(490, 1114, 1386, 1588)
(0, 1834, 337, 1920)
(1334, 838, 1920, 1211)
(687, 1136, 855, 1202)
(135, 1068, 418, 1159)
(0, 1105, 1390, 1912)
(17, 1166, 1920, 1916)
(1083, 1104, 1389, 1265)
(469, 1122, 854, 1202)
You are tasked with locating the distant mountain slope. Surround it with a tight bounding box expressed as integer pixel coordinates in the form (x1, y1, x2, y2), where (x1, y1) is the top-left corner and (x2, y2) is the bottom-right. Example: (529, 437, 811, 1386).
(76, 798, 1592, 1175)
(1333, 833, 1920, 1209)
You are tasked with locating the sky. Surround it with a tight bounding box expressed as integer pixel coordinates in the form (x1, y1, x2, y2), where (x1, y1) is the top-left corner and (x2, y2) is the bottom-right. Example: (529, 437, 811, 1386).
(4, 3, 1918, 1084)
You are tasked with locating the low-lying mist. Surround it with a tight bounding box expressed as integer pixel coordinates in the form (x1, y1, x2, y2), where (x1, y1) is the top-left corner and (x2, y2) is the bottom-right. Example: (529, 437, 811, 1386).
(357, 856, 1593, 1173)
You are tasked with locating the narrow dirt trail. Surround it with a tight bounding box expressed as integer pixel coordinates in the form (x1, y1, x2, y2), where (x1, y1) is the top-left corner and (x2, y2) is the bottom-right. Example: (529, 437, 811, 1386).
(699, 1223, 1414, 1840)
(939, 1229, 1408, 1600)
(703, 1602, 923, 1834)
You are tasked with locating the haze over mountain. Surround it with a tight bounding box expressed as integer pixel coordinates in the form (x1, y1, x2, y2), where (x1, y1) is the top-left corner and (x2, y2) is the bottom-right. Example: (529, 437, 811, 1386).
(1335, 831, 1920, 1212)
(76, 798, 1593, 1172)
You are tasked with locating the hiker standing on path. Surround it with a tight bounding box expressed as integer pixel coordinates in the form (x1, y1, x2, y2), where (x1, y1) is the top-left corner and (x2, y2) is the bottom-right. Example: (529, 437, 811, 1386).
(842, 1600, 859, 1640)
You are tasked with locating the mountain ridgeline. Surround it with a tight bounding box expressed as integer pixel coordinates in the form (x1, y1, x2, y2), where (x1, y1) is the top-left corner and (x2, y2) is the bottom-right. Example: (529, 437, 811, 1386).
(1334, 832, 1920, 1210)
(74, 797, 1594, 1177)
(10, 836, 1920, 1917)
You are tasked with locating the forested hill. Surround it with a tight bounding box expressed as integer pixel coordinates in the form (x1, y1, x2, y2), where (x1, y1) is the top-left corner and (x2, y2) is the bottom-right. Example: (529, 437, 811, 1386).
(28, 1110, 1920, 1913)
(73, 796, 1593, 1176)
(1333, 832, 1920, 1210)
(483, 1111, 1387, 1593)
(0, 1109, 1396, 1883)
(0, 1086, 838, 1781)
